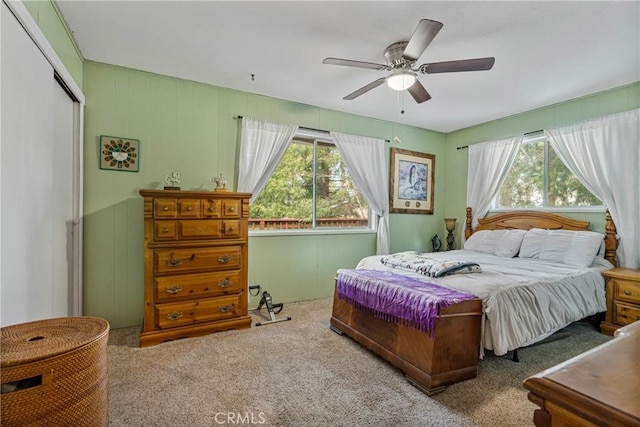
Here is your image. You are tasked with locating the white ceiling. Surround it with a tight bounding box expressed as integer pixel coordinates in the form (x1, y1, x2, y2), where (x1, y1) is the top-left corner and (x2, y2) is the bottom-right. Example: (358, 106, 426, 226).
(56, 1, 640, 133)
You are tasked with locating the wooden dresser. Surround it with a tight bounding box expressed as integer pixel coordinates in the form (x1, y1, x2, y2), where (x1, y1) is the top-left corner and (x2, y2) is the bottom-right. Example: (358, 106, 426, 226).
(524, 320, 640, 427)
(139, 190, 252, 347)
(600, 268, 640, 336)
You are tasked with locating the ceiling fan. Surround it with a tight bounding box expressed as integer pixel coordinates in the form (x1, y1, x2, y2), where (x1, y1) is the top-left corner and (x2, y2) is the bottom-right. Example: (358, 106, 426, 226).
(322, 19, 495, 104)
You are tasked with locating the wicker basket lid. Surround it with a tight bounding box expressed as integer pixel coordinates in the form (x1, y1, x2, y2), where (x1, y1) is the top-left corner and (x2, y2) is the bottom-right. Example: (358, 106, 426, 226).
(1, 316, 109, 367)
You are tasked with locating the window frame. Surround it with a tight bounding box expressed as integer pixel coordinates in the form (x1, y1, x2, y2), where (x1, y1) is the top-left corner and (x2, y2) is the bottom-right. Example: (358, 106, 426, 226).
(249, 129, 376, 236)
(491, 133, 604, 213)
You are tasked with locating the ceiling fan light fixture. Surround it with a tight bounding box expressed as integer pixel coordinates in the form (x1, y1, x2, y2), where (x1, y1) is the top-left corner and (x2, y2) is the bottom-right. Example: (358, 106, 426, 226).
(386, 71, 417, 91)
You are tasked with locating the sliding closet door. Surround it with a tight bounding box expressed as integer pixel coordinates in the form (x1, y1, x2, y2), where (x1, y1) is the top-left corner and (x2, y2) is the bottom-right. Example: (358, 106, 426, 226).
(51, 81, 76, 317)
(1, 3, 77, 325)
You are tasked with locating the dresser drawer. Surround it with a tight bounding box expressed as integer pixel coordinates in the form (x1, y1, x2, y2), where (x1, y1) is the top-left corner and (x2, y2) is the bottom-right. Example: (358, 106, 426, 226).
(156, 294, 242, 329)
(202, 199, 222, 218)
(614, 302, 640, 326)
(222, 199, 241, 218)
(178, 220, 222, 239)
(155, 246, 241, 274)
(155, 220, 177, 241)
(614, 279, 640, 304)
(155, 271, 242, 301)
(178, 199, 201, 218)
(222, 220, 241, 238)
(154, 199, 177, 218)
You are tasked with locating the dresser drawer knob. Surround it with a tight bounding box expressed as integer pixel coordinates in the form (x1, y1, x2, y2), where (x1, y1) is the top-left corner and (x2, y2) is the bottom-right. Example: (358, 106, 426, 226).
(165, 254, 183, 267)
(229, 207, 235, 212)
(166, 311, 183, 320)
(163, 228, 170, 233)
(218, 304, 234, 313)
(228, 227, 235, 232)
(162, 206, 169, 211)
(208, 207, 214, 212)
(623, 289, 632, 295)
(186, 206, 192, 211)
(217, 278, 232, 288)
(217, 255, 232, 263)
(165, 285, 183, 294)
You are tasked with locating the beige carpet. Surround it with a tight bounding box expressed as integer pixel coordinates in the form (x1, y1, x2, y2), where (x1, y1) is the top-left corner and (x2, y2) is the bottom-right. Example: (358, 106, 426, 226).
(107, 298, 610, 427)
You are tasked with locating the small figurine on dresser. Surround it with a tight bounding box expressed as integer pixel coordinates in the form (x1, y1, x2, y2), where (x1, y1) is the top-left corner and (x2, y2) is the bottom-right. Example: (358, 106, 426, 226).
(164, 172, 181, 190)
(212, 173, 229, 191)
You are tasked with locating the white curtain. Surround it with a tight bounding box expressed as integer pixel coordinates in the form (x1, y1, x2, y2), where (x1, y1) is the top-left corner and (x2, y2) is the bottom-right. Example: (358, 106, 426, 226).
(545, 109, 640, 269)
(237, 117, 298, 202)
(331, 131, 390, 255)
(466, 136, 523, 234)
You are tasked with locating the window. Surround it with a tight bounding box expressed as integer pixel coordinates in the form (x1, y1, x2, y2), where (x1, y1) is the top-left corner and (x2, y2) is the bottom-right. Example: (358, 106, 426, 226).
(494, 135, 602, 209)
(249, 136, 370, 231)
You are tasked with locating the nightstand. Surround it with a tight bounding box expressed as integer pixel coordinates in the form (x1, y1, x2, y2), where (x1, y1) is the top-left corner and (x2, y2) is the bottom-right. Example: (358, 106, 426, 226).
(600, 268, 640, 336)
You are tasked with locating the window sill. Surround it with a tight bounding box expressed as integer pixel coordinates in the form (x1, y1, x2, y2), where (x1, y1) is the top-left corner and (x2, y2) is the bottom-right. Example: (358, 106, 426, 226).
(249, 228, 376, 237)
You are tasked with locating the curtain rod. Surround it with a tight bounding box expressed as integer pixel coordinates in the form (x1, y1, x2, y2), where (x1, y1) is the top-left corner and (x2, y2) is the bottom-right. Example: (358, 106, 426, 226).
(456, 128, 545, 150)
(235, 116, 390, 143)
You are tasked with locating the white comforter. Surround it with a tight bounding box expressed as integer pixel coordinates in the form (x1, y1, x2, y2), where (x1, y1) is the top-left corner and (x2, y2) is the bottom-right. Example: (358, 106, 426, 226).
(356, 250, 611, 356)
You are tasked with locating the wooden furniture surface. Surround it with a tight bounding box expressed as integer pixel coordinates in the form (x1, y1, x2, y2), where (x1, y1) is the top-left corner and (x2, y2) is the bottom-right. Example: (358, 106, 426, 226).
(139, 190, 252, 347)
(600, 268, 640, 336)
(331, 208, 619, 395)
(1, 317, 110, 426)
(330, 291, 482, 395)
(523, 320, 640, 427)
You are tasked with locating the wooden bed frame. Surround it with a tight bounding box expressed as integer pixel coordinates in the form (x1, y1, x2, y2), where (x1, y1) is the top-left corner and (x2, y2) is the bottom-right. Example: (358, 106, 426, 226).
(330, 209, 619, 395)
(464, 208, 618, 267)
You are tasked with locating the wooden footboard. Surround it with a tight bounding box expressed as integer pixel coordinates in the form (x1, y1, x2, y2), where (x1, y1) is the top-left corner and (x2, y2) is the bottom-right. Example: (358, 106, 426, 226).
(330, 288, 483, 395)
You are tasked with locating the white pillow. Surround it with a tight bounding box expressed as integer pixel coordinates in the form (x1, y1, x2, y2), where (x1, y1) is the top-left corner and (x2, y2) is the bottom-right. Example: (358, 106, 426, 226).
(562, 231, 606, 267)
(519, 228, 604, 268)
(463, 229, 527, 257)
(518, 229, 547, 258)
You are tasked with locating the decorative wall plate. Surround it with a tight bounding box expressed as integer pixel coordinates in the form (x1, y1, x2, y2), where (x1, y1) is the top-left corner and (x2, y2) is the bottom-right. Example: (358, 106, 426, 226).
(100, 135, 139, 172)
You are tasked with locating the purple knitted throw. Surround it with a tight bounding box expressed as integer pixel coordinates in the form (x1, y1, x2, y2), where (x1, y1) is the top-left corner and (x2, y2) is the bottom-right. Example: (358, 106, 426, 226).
(336, 269, 477, 337)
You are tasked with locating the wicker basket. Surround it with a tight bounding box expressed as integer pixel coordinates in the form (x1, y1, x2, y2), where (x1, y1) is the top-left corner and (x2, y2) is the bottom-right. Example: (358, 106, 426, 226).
(1, 317, 110, 426)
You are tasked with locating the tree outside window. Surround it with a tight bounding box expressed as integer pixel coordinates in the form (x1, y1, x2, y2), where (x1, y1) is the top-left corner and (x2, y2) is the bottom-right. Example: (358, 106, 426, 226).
(250, 138, 370, 231)
(496, 137, 601, 209)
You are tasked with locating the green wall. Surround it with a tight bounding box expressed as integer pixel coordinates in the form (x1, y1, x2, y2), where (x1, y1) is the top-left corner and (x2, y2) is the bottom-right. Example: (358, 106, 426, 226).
(82, 61, 447, 328)
(23, 0, 83, 90)
(443, 82, 640, 241)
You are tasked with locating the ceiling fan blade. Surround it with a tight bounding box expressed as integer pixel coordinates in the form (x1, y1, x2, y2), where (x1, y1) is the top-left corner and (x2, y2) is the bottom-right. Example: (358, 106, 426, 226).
(322, 57, 388, 71)
(402, 19, 444, 61)
(407, 80, 432, 104)
(420, 57, 495, 74)
(343, 78, 387, 100)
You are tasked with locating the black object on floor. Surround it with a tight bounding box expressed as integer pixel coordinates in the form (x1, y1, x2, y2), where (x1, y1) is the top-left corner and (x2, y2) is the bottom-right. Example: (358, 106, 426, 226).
(249, 285, 292, 326)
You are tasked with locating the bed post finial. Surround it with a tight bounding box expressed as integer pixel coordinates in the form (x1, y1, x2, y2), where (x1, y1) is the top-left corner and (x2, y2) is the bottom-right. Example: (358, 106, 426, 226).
(465, 207, 473, 239)
(604, 209, 618, 267)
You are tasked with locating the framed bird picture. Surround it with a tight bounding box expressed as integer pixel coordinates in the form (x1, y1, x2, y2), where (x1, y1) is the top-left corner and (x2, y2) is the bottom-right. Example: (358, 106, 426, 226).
(389, 148, 435, 214)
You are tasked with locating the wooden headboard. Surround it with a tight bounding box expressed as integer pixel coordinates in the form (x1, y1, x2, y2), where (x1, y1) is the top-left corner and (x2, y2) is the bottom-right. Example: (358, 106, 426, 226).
(464, 207, 618, 266)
